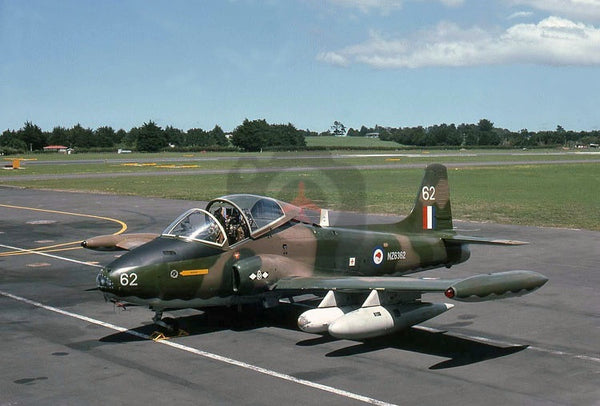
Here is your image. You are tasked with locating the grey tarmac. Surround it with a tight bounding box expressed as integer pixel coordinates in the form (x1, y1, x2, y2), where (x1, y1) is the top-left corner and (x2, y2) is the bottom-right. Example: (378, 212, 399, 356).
(0, 188, 598, 405)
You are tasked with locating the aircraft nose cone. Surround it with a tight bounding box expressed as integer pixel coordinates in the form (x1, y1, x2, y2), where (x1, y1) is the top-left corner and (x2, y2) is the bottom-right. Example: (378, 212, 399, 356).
(96, 268, 114, 291)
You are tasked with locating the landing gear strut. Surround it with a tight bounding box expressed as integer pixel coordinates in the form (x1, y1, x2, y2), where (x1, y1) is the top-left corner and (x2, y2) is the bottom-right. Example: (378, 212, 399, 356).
(152, 310, 179, 333)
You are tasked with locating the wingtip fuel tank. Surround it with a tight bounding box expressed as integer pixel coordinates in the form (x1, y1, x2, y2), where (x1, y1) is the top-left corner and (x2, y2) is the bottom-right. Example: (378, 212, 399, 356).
(81, 233, 158, 251)
(444, 270, 548, 302)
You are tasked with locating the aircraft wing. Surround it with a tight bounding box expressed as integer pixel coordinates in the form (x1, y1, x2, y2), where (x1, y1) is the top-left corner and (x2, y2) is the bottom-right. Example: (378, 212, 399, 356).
(273, 270, 548, 302)
(274, 276, 456, 293)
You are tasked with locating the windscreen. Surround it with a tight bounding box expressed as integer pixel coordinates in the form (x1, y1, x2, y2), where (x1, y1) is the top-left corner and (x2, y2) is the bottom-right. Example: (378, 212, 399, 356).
(162, 209, 226, 246)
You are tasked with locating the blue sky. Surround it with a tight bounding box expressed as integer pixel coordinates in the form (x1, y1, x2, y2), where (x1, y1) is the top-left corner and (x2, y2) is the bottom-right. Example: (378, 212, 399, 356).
(2, 0, 600, 133)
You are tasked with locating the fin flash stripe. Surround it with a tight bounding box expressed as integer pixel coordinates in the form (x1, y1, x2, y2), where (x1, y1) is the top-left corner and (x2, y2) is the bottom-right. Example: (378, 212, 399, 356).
(423, 205, 436, 230)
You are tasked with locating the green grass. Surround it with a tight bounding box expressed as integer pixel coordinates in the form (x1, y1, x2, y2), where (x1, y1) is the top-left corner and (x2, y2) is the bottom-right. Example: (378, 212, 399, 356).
(305, 136, 403, 148)
(2, 149, 598, 177)
(2, 161, 599, 230)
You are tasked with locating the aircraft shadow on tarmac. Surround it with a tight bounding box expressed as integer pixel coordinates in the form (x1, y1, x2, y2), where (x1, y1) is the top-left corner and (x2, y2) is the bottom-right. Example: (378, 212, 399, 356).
(99, 304, 304, 344)
(97, 305, 526, 369)
(317, 328, 528, 370)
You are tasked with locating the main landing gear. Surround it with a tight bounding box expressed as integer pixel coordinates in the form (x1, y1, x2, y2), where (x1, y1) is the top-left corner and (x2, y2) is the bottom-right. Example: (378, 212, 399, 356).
(152, 310, 180, 334)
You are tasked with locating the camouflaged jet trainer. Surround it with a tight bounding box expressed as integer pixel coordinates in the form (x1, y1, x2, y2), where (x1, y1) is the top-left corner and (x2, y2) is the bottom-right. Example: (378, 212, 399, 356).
(83, 164, 548, 339)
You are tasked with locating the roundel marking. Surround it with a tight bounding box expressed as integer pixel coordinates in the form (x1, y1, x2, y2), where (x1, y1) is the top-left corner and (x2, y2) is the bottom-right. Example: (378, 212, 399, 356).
(373, 247, 384, 265)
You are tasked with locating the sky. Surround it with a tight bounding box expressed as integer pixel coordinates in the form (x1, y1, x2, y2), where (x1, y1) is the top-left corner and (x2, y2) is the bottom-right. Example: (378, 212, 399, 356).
(1, 0, 600, 133)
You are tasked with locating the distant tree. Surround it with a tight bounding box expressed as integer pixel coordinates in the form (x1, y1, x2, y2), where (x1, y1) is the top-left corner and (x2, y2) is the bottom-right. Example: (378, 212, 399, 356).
(207, 125, 228, 146)
(164, 126, 185, 147)
(231, 119, 270, 151)
(136, 121, 166, 152)
(48, 126, 69, 147)
(476, 119, 499, 145)
(346, 128, 360, 137)
(478, 119, 494, 132)
(459, 123, 479, 146)
(115, 129, 127, 143)
(186, 128, 208, 146)
(18, 121, 47, 151)
(299, 128, 318, 138)
(0, 129, 28, 152)
(330, 121, 346, 136)
(269, 123, 306, 147)
(69, 124, 94, 148)
(0, 129, 14, 147)
(120, 128, 136, 148)
(95, 126, 116, 148)
(231, 119, 305, 151)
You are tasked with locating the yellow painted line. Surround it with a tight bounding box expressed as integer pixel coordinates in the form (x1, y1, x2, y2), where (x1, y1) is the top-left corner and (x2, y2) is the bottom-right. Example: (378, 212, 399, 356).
(0, 246, 83, 258)
(180, 269, 209, 276)
(0, 240, 83, 257)
(155, 164, 199, 169)
(120, 162, 157, 167)
(0, 204, 128, 257)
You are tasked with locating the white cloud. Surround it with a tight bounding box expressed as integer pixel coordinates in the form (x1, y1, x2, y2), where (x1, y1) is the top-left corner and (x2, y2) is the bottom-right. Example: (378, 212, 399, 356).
(508, 11, 534, 19)
(326, 0, 404, 13)
(509, 0, 600, 22)
(438, 0, 465, 6)
(317, 17, 600, 68)
(325, 0, 464, 13)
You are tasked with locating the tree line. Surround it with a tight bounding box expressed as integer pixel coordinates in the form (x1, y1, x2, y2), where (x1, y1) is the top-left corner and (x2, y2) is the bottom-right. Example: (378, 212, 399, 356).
(345, 119, 600, 148)
(0, 121, 230, 154)
(1, 118, 599, 154)
(0, 119, 311, 154)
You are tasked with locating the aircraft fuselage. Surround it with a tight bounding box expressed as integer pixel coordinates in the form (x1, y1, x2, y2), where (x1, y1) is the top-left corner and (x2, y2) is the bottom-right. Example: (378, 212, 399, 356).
(97, 221, 469, 311)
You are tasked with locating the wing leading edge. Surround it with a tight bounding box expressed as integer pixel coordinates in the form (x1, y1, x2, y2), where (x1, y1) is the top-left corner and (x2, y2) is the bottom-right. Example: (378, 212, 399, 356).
(274, 270, 547, 302)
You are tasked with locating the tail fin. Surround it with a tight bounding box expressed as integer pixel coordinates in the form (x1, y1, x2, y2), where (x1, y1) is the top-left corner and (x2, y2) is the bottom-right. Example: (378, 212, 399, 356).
(397, 164, 453, 232)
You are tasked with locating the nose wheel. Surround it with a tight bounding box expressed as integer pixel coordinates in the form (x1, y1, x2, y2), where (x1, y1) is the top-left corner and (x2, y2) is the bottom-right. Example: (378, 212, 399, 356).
(152, 310, 179, 333)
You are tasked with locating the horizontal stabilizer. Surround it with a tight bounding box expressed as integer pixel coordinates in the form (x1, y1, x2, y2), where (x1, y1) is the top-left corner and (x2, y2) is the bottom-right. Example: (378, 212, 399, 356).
(443, 234, 528, 246)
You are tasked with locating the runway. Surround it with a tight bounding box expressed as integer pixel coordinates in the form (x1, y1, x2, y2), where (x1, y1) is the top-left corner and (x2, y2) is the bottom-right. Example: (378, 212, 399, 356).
(1, 188, 598, 405)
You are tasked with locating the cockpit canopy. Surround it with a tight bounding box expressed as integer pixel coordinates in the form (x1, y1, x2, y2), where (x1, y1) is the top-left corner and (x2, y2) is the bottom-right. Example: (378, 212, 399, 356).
(162, 209, 226, 247)
(162, 194, 301, 247)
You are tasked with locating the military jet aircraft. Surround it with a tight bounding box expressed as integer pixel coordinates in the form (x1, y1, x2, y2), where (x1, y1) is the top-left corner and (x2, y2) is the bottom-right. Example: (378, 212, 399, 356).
(83, 164, 548, 340)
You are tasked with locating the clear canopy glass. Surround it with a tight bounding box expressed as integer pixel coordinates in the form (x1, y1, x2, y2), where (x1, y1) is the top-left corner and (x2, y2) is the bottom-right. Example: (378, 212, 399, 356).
(162, 195, 290, 247)
(162, 209, 226, 246)
(208, 195, 285, 233)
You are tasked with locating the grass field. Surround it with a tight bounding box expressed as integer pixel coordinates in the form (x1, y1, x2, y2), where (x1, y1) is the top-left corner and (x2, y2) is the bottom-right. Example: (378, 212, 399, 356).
(1, 151, 598, 230)
(305, 136, 402, 148)
(1, 150, 598, 177)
